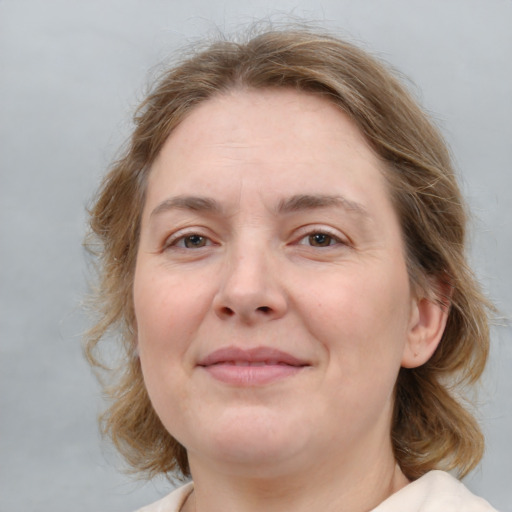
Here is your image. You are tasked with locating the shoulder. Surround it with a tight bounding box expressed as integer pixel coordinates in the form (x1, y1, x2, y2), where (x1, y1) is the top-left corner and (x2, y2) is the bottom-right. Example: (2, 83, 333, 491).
(135, 482, 194, 512)
(371, 470, 498, 512)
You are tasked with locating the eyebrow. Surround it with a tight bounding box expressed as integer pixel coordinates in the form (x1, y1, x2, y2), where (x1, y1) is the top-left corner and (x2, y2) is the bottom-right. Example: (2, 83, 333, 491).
(150, 195, 222, 218)
(150, 193, 370, 220)
(277, 194, 370, 219)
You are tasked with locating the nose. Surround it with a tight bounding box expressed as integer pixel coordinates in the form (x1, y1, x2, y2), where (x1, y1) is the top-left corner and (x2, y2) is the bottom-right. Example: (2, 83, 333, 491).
(212, 244, 288, 323)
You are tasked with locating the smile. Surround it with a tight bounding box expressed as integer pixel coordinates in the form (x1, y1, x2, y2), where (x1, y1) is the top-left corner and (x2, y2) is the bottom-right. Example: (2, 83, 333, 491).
(220, 360, 289, 366)
(197, 346, 309, 386)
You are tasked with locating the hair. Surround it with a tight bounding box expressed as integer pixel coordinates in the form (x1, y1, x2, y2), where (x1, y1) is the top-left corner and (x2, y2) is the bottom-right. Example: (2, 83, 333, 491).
(85, 26, 492, 481)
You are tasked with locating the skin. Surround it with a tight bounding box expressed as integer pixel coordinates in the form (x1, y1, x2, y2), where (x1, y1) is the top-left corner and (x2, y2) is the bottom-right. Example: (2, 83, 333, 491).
(133, 88, 448, 512)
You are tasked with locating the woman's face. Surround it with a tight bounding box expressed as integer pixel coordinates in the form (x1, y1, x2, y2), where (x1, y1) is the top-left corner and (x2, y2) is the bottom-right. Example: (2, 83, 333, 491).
(134, 88, 420, 478)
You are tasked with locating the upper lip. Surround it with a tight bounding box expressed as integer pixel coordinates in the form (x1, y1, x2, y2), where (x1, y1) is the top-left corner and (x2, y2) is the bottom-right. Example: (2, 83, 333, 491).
(197, 346, 309, 367)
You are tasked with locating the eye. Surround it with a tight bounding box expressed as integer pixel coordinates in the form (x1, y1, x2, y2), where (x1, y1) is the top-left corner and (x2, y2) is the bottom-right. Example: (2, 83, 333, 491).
(297, 231, 344, 248)
(167, 233, 213, 249)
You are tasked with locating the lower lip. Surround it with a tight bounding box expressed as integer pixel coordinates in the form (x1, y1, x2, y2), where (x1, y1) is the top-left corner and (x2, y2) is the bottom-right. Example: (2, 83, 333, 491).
(200, 364, 304, 386)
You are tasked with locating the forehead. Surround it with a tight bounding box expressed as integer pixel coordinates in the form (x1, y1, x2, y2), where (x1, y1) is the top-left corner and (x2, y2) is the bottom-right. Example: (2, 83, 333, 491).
(154, 87, 375, 164)
(144, 88, 392, 220)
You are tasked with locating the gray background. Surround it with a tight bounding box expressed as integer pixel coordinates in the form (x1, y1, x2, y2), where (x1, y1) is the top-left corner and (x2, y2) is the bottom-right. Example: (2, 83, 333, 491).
(1, 0, 511, 511)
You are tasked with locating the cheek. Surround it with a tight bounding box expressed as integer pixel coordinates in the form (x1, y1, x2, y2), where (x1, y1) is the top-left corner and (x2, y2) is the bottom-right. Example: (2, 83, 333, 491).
(132, 268, 203, 427)
(285, 268, 411, 435)
(295, 264, 411, 370)
(133, 267, 210, 362)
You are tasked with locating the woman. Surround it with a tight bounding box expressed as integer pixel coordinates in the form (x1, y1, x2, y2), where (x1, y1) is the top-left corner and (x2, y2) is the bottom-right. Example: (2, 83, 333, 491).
(85, 28, 497, 511)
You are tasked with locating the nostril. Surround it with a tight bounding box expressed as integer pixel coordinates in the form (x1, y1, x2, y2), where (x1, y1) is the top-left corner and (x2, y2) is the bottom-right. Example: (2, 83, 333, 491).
(257, 306, 272, 313)
(221, 306, 235, 316)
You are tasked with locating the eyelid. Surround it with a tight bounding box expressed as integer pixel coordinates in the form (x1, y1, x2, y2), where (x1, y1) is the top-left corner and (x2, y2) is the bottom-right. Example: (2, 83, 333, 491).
(163, 227, 218, 249)
(292, 225, 351, 247)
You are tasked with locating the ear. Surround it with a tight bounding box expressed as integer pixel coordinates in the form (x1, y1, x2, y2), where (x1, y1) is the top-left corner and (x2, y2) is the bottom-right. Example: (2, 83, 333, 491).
(401, 279, 451, 369)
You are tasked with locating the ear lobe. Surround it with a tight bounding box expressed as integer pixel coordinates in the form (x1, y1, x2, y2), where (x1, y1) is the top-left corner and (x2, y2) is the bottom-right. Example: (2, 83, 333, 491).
(401, 284, 451, 369)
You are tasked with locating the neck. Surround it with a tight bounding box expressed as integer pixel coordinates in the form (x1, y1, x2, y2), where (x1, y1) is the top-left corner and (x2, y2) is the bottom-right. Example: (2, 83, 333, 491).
(185, 445, 409, 512)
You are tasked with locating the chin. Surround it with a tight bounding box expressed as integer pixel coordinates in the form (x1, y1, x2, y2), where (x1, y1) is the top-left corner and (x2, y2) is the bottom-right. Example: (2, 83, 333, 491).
(186, 407, 312, 475)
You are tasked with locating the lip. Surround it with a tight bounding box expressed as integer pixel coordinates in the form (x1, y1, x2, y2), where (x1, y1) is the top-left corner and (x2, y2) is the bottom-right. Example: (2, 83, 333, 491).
(197, 346, 309, 386)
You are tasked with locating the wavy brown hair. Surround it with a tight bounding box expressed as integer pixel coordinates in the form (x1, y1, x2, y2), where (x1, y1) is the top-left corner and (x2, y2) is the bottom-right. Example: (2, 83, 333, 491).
(85, 27, 492, 480)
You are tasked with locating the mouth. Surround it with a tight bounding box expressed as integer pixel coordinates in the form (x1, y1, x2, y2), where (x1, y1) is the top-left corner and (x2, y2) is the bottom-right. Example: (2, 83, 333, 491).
(197, 346, 309, 386)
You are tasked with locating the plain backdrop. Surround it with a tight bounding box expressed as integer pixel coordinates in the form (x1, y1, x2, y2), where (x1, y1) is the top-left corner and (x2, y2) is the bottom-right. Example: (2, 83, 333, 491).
(1, 1, 511, 511)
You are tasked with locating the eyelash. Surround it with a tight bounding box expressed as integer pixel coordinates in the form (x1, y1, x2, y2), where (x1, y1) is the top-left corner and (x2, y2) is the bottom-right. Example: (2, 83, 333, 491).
(164, 227, 348, 252)
(295, 227, 348, 249)
(164, 231, 216, 250)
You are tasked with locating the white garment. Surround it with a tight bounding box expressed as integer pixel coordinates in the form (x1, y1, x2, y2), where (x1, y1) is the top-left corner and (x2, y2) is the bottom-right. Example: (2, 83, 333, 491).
(136, 482, 193, 512)
(371, 471, 497, 512)
(135, 471, 497, 512)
